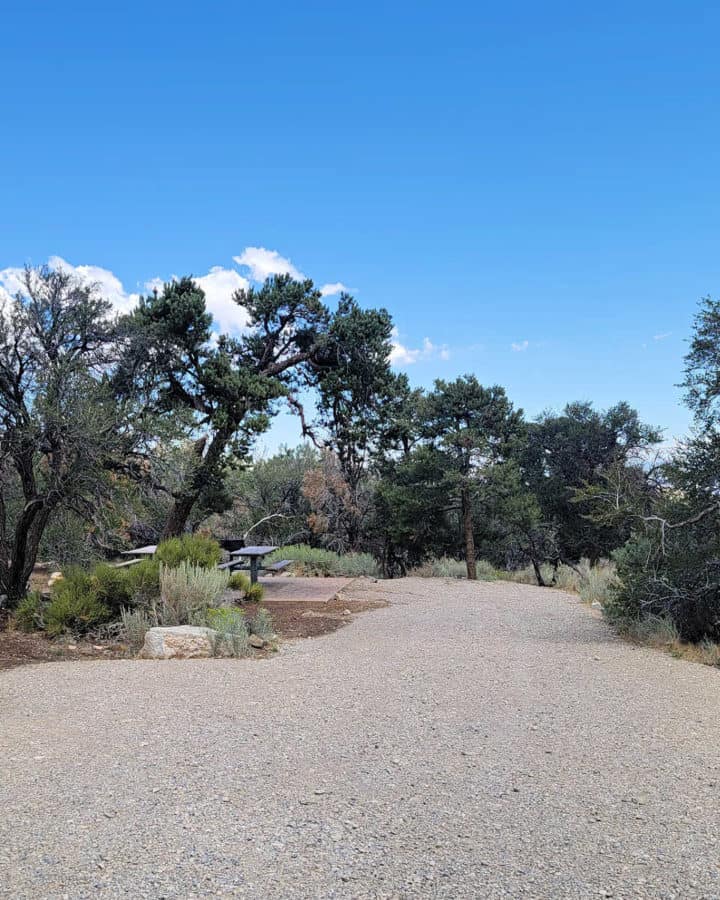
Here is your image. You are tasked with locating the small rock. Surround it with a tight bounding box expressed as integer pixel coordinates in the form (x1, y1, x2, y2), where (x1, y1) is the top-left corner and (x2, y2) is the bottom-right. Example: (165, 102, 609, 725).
(248, 634, 264, 649)
(591, 601, 603, 610)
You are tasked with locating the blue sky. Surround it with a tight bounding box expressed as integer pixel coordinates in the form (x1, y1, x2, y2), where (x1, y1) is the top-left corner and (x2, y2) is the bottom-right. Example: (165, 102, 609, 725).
(2, 1, 719, 449)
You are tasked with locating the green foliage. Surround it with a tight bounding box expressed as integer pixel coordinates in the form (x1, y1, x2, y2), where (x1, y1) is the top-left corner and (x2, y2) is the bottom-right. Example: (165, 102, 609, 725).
(228, 571, 252, 592)
(125, 558, 161, 604)
(204, 607, 250, 657)
(90, 563, 134, 614)
(120, 607, 152, 651)
(248, 607, 275, 640)
(227, 570, 264, 601)
(46, 570, 111, 636)
(411, 557, 497, 580)
(155, 534, 222, 569)
(13, 591, 45, 632)
(265, 544, 379, 577)
(154, 561, 229, 626)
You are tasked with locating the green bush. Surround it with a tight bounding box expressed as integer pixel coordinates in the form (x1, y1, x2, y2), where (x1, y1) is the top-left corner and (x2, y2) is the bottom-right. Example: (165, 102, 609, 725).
(228, 571, 251, 593)
(411, 557, 497, 580)
(154, 561, 229, 626)
(125, 558, 161, 605)
(204, 607, 250, 657)
(227, 570, 265, 602)
(91, 563, 134, 614)
(120, 607, 152, 651)
(13, 591, 45, 632)
(265, 545, 379, 578)
(155, 534, 222, 569)
(46, 570, 111, 636)
(248, 607, 275, 640)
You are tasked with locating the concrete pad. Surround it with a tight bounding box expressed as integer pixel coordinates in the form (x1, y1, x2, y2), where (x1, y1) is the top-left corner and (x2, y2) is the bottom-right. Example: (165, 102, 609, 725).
(257, 575, 355, 603)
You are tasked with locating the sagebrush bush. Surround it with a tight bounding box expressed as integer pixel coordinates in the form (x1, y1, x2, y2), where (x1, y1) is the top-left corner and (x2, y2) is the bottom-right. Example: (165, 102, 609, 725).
(204, 607, 250, 657)
(46, 571, 111, 636)
(248, 607, 275, 640)
(120, 607, 152, 651)
(155, 534, 222, 569)
(153, 562, 229, 626)
(266, 545, 379, 577)
(13, 591, 45, 632)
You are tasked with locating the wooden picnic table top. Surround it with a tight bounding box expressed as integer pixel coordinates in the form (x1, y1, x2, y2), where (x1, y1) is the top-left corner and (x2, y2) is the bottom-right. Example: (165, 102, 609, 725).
(229, 545, 278, 557)
(120, 545, 158, 556)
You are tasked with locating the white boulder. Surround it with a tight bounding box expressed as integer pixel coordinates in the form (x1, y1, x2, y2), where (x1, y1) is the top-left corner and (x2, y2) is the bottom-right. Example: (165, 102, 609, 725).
(140, 625, 218, 660)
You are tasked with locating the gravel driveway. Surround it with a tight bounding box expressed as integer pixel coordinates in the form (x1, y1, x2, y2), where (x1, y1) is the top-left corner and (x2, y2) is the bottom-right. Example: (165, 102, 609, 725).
(2, 577, 719, 899)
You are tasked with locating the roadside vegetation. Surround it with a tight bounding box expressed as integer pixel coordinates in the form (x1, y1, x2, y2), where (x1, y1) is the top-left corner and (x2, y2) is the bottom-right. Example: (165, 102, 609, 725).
(3, 264, 720, 669)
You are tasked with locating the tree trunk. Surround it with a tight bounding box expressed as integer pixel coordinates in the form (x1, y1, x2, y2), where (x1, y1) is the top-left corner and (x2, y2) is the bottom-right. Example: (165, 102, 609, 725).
(531, 558, 546, 587)
(160, 429, 231, 539)
(1, 501, 52, 608)
(461, 486, 477, 580)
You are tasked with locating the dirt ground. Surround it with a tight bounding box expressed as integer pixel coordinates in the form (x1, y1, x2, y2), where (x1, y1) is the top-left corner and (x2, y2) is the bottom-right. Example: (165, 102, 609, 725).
(0, 594, 387, 671)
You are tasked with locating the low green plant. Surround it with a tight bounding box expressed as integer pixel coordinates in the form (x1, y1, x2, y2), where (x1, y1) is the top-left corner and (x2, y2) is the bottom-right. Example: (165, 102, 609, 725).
(248, 607, 275, 640)
(204, 607, 250, 657)
(227, 571, 264, 601)
(411, 557, 498, 580)
(265, 545, 379, 577)
(46, 571, 111, 636)
(155, 534, 222, 569)
(91, 563, 134, 614)
(126, 558, 161, 605)
(13, 591, 45, 632)
(153, 561, 229, 626)
(120, 607, 152, 651)
(228, 571, 251, 593)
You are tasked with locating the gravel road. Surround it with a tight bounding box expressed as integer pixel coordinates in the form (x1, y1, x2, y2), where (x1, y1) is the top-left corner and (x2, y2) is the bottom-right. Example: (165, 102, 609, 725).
(2, 577, 720, 899)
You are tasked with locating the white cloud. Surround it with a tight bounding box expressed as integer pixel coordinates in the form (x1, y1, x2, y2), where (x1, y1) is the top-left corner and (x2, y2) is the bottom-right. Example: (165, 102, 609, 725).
(511, 340, 529, 352)
(233, 247, 304, 282)
(48, 256, 140, 313)
(389, 328, 450, 366)
(653, 331, 672, 341)
(319, 281, 348, 297)
(193, 266, 250, 333)
(0, 246, 348, 337)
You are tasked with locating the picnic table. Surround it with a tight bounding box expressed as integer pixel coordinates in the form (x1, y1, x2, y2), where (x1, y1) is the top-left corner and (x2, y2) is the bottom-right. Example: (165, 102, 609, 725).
(120, 545, 158, 558)
(230, 545, 278, 584)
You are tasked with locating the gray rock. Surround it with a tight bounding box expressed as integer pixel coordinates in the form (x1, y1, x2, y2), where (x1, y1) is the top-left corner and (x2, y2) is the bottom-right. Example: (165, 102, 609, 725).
(140, 625, 218, 659)
(248, 634, 265, 649)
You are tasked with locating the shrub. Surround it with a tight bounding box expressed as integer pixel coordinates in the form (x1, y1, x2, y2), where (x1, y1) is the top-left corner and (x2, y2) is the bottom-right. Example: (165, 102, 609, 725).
(155, 534, 222, 569)
(13, 591, 45, 632)
(91, 563, 134, 614)
(577, 561, 618, 606)
(46, 570, 111, 636)
(411, 557, 497, 580)
(248, 607, 275, 640)
(204, 607, 250, 657)
(228, 571, 251, 593)
(126, 558, 161, 605)
(154, 562, 229, 626)
(227, 572, 264, 602)
(265, 545, 379, 577)
(120, 607, 152, 651)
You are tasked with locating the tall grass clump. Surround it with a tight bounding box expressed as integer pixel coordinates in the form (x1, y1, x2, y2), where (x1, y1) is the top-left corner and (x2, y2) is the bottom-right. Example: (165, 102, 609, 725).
(120, 607, 152, 651)
(265, 545, 379, 577)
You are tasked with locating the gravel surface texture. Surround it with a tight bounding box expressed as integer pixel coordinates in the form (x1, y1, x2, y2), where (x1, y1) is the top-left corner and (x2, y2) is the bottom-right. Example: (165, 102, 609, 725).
(1, 577, 719, 899)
